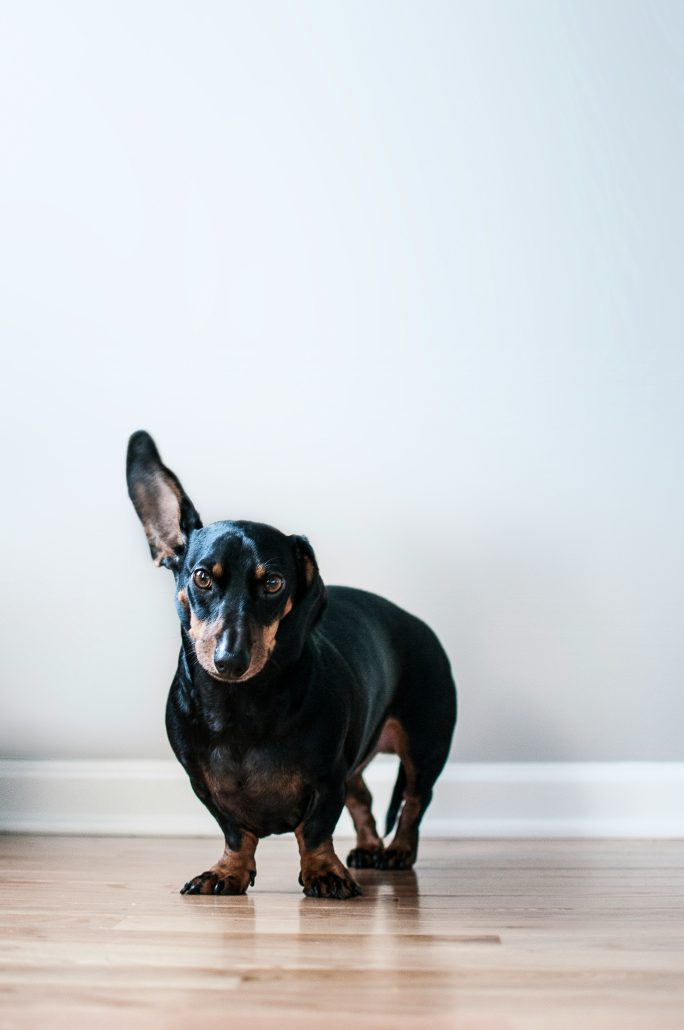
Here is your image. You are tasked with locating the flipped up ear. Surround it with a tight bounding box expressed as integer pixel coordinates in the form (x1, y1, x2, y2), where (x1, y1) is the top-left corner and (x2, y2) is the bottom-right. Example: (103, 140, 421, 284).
(126, 430, 202, 570)
(273, 535, 327, 667)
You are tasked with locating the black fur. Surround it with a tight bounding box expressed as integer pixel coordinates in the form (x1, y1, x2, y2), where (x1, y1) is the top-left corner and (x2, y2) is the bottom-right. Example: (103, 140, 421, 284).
(126, 430, 457, 899)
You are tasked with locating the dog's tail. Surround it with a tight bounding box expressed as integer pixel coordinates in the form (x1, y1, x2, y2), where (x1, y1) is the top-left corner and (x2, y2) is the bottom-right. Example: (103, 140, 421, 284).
(385, 764, 406, 836)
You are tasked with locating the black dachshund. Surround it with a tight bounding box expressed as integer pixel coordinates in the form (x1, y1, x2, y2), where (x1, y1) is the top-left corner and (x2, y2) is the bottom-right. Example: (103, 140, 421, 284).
(127, 431, 456, 899)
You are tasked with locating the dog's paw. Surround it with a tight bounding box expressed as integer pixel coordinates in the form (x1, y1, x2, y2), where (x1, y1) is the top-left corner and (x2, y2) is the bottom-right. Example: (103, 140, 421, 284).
(180, 867, 255, 895)
(300, 869, 362, 900)
(346, 846, 386, 869)
(377, 847, 416, 870)
(180, 870, 221, 895)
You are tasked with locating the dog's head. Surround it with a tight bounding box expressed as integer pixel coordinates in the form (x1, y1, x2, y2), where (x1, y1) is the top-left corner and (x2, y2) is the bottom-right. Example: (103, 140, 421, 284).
(126, 430, 326, 683)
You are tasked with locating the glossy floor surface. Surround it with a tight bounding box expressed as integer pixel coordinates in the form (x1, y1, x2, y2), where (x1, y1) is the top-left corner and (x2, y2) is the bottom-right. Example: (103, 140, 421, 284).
(1, 836, 683, 1028)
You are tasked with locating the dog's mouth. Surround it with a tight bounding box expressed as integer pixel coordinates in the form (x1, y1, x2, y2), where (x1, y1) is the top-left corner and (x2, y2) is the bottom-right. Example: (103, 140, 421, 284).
(207, 665, 258, 684)
(195, 650, 272, 685)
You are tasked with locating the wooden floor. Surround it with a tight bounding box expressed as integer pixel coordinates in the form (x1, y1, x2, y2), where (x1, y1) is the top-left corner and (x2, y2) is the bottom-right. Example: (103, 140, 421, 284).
(1, 836, 683, 1029)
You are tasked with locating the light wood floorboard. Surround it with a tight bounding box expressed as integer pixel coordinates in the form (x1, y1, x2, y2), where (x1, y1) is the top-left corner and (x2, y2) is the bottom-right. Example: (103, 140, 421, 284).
(1, 836, 683, 1028)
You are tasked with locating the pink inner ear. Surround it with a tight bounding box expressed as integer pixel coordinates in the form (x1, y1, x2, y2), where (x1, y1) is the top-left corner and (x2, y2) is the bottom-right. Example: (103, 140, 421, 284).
(133, 475, 185, 565)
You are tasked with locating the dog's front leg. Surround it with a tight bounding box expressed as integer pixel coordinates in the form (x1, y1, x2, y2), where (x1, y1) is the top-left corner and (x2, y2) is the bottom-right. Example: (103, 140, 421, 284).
(295, 783, 362, 900)
(181, 829, 258, 896)
(180, 780, 258, 896)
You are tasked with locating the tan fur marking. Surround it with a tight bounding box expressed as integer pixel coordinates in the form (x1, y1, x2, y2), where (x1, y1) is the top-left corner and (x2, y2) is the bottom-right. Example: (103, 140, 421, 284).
(376, 717, 413, 765)
(272, 767, 302, 794)
(177, 589, 189, 612)
(217, 831, 258, 873)
(194, 831, 259, 894)
(188, 612, 224, 673)
(295, 828, 349, 881)
(188, 597, 294, 682)
(376, 716, 420, 859)
(391, 795, 421, 853)
(345, 773, 384, 851)
(254, 564, 266, 580)
(211, 563, 223, 579)
(201, 761, 304, 822)
(239, 596, 294, 678)
(261, 620, 279, 652)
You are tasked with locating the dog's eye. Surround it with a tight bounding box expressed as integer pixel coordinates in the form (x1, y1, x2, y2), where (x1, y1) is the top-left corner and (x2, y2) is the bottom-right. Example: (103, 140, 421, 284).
(263, 573, 284, 595)
(193, 568, 212, 590)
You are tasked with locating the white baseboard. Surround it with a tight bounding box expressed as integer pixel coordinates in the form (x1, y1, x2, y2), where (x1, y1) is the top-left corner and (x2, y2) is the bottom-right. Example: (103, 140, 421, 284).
(1, 759, 682, 838)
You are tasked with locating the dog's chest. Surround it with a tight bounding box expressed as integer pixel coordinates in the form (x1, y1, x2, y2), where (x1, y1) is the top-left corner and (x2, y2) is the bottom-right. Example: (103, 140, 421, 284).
(201, 745, 307, 834)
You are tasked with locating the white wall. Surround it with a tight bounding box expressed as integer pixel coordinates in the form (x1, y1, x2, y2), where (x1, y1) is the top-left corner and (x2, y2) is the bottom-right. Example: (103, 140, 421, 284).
(1, 1, 682, 763)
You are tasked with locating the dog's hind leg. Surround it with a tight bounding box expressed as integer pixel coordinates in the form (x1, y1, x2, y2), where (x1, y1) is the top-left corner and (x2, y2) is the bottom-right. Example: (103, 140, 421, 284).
(379, 711, 453, 870)
(345, 772, 386, 869)
(383, 763, 428, 870)
(379, 624, 456, 870)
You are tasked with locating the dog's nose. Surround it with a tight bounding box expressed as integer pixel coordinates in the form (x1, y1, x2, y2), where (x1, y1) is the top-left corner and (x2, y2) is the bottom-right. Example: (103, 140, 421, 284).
(214, 622, 251, 679)
(214, 652, 249, 678)
(214, 630, 251, 679)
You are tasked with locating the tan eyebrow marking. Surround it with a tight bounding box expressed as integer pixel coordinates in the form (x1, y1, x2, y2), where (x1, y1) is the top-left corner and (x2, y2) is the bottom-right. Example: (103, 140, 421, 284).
(211, 563, 223, 579)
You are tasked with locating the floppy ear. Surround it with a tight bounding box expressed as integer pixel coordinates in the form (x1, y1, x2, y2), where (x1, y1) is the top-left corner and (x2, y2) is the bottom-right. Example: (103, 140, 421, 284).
(126, 430, 202, 570)
(273, 535, 327, 667)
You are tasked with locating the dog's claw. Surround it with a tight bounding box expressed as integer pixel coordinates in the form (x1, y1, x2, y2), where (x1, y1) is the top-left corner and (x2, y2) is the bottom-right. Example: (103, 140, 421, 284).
(346, 846, 386, 869)
(380, 848, 416, 870)
(345, 846, 416, 871)
(302, 871, 362, 900)
(180, 880, 202, 895)
(180, 871, 215, 894)
(181, 868, 253, 896)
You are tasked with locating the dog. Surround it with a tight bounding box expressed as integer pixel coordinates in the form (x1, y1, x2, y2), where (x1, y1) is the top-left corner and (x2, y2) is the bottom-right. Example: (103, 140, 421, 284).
(126, 430, 457, 899)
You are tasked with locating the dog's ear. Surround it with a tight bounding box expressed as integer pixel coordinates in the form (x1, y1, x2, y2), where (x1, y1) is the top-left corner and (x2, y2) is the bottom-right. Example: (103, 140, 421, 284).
(126, 430, 202, 570)
(274, 535, 327, 666)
